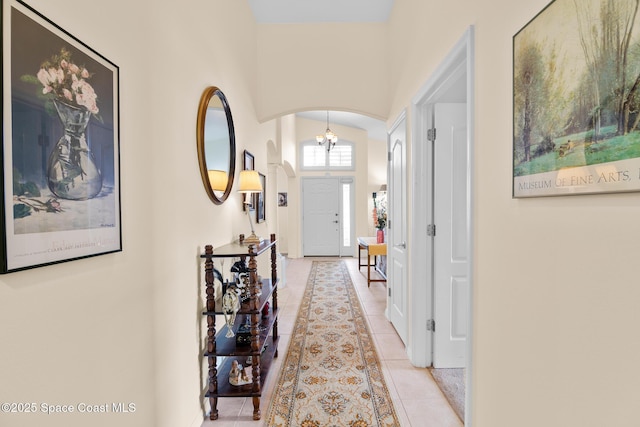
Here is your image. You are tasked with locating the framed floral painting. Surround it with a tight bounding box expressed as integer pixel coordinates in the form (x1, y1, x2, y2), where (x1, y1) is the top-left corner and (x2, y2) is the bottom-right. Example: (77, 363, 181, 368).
(1, 0, 121, 273)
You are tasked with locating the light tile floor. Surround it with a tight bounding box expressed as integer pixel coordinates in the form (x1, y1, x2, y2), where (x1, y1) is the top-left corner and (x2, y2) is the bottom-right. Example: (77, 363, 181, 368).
(201, 257, 463, 427)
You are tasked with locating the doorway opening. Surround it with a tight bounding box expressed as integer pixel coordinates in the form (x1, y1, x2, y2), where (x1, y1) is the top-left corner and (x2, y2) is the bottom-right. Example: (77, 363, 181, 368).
(301, 176, 355, 257)
(409, 27, 475, 425)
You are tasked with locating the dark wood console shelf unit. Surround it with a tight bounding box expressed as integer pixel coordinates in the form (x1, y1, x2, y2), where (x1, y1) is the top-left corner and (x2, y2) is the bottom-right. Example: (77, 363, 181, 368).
(201, 233, 279, 421)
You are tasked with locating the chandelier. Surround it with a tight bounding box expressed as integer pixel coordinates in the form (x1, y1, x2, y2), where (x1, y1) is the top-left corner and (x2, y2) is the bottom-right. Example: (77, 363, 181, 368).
(316, 111, 338, 152)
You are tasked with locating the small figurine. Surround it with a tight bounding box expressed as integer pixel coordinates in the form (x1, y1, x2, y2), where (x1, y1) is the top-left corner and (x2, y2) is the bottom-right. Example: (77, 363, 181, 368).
(230, 259, 249, 275)
(229, 360, 252, 386)
(222, 289, 240, 338)
(229, 360, 240, 385)
(239, 365, 250, 383)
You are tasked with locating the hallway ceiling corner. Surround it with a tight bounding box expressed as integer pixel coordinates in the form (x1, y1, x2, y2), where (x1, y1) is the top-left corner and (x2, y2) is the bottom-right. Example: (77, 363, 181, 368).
(248, 0, 395, 24)
(249, 0, 394, 141)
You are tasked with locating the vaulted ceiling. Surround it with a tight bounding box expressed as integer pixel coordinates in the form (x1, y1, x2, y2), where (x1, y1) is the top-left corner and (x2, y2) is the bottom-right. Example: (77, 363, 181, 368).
(248, 0, 395, 141)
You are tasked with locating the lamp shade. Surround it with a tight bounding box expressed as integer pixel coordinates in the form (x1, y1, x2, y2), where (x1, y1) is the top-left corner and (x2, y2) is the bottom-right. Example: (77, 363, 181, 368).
(207, 169, 228, 191)
(238, 170, 263, 193)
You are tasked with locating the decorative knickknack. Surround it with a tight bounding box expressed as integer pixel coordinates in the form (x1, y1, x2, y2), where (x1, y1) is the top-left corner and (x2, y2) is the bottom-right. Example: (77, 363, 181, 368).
(372, 189, 387, 243)
(229, 360, 252, 386)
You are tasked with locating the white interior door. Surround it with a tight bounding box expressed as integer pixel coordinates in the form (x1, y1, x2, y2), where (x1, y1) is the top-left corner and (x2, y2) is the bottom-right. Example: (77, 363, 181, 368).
(433, 103, 469, 368)
(387, 113, 408, 344)
(302, 177, 350, 256)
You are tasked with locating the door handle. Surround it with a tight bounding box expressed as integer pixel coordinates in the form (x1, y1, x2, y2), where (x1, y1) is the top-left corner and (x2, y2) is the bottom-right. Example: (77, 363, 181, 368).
(395, 242, 406, 249)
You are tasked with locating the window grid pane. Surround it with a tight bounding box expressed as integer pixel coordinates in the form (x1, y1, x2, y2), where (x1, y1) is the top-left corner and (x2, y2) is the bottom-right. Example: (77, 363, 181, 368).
(301, 142, 354, 170)
(303, 145, 327, 167)
(329, 145, 352, 167)
(342, 183, 351, 247)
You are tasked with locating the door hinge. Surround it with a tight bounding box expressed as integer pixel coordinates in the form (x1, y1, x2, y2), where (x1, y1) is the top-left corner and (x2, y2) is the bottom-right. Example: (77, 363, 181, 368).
(427, 224, 436, 237)
(388, 287, 391, 297)
(427, 128, 437, 142)
(388, 152, 392, 161)
(387, 219, 391, 229)
(427, 319, 435, 332)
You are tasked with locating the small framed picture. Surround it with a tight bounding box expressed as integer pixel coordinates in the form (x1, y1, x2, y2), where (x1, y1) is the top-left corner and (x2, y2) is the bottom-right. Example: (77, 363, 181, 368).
(278, 192, 288, 207)
(256, 172, 266, 223)
(243, 149, 254, 171)
(243, 150, 254, 211)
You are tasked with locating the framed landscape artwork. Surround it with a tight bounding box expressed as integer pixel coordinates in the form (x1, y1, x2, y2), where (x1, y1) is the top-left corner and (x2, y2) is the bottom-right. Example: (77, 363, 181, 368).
(513, 0, 640, 197)
(1, 0, 121, 273)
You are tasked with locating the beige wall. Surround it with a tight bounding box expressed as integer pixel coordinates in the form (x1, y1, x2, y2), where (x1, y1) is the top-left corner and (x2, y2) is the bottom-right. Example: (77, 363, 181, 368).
(1, 1, 639, 427)
(254, 23, 390, 122)
(1, 1, 155, 427)
(0, 1, 273, 427)
(387, 1, 640, 427)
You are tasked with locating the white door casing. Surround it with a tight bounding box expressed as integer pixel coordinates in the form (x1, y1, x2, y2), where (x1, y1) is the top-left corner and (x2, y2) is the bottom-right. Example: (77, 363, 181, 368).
(410, 26, 474, 425)
(433, 103, 468, 368)
(387, 111, 408, 344)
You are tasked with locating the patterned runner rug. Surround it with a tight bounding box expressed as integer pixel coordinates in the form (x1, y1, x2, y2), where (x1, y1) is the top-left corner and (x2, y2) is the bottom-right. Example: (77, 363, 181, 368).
(266, 260, 401, 426)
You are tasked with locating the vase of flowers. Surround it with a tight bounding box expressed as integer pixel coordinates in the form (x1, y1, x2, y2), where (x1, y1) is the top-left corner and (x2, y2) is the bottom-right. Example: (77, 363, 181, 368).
(372, 196, 387, 243)
(47, 99, 102, 200)
(27, 48, 102, 200)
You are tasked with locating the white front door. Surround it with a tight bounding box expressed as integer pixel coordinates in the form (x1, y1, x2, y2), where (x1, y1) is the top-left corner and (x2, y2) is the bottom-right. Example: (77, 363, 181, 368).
(387, 113, 408, 343)
(433, 103, 469, 368)
(302, 177, 354, 256)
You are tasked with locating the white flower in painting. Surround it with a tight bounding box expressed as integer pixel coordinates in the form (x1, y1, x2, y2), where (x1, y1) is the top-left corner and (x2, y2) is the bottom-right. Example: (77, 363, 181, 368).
(31, 48, 100, 116)
(74, 80, 99, 114)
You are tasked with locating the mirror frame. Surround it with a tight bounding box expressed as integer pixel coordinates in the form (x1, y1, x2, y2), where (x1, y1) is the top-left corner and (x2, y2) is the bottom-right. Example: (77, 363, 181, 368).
(196, 86, 236, 205)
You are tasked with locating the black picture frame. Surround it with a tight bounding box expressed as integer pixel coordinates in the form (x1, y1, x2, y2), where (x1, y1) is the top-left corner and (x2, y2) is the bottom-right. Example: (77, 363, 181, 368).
(242, 150, 255, 211)
(1, 0, 121, 273)
(256, 172, 265, 223)
(243, 149, 254, 171)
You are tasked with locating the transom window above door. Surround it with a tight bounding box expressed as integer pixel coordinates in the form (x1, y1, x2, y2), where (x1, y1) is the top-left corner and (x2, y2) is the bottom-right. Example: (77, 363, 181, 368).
(300, 141, 355, 171)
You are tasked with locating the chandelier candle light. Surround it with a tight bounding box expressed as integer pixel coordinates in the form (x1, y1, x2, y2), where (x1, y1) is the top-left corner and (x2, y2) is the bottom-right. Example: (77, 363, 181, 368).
(238, 170, 263, 245)
(316, 111, 338, 152)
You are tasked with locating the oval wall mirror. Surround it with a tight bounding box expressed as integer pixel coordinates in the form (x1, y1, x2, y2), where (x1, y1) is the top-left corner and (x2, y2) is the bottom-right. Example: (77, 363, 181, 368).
(196, 86, 236, 204)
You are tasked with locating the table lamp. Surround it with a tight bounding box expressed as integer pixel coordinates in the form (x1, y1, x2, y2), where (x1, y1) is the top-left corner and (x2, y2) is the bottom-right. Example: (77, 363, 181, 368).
(237, 170, 262, 245)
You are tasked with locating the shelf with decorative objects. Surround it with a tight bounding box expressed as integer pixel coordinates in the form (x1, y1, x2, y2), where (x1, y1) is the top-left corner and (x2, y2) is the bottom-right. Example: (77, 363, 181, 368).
(201, 233, 279, 421)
